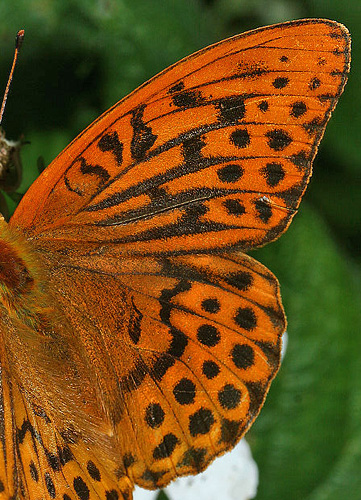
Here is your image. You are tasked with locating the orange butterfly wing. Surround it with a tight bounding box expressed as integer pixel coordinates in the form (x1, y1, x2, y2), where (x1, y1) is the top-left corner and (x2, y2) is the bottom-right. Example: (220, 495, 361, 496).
(41, 250, 284, 488)
(0, 372, 132, 499)
(12, 19, 349, 253)
(0, 18, 350, 499)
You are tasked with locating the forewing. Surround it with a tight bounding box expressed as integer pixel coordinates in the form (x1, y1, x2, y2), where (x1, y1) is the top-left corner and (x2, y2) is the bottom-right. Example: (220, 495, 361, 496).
(11, 20, 350, 255)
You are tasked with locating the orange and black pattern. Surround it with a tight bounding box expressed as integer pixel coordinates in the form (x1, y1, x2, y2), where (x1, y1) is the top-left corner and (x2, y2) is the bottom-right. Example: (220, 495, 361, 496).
(0, 19, 351, 499)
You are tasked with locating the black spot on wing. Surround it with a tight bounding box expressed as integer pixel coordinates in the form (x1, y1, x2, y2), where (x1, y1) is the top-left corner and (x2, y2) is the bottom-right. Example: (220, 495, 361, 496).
(80, 158, 110, 184)
(303, 117, 324, 136)
(236, 64, 267, 79)
(290, 101, 307, 118)
(150, 329, 188, 382)
(87, 461, 101, 482)
(171, 89, 205, 108)
(178, 447, 207, 471)
(130, 104, 157, 161)
(253, 340, 280, 368)
(141, 467, 166, 487)
(45, 472, 56, 498)
(265, 129, 292, 151)
(173, 378, 196, 405)
(197, 324, 220, 347)
(65, 157, 110, 196)
(145, 403, 165, 429)
(182, 135, 206, 165)
(218, 384, 242, 410)
(261, 162, 285, 187)
(123, 453, 135, 469)
(309, 77, 321, 90)
(244, 381, 267, 418)
(159, 279, 192, 321)
(202, 360, 220, 379)
(168, 81, 185, 94)
(230, 128, 250, 148)
(201, 298, 220, 314)
(46, 450, 60, 471)
(106, 490, 120, 500)
(128, 297, 143, 345)
(318, 93, 334, 103)
(223, 199, 245, 216)
(272, 77, 289, 88)
(147, 186, 168, 201)
(214, 96, 246, 124)
(234, 306, 257, 331)
(258, 100, 268, 112)
(231, 344, 255, 369)
(58, 445, 73, 465)
(73, 476, 90, 500)
(217, 164, 244, 183)
(290, 150, 310, 170)
(153, 433, 179, 460)
(30, 461, 39, 482)
(146, 275, 191, 382)
(189, 408, 215, 437)
(219, 418, 240, 445)
(98, 131, 124, 164)
(255, 197, 272, 223)
(225, 270, 253, 292)
(17, 420, 41, 445)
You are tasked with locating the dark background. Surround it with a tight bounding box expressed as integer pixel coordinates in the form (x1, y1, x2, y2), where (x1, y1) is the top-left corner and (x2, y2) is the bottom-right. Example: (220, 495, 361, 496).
(1, 1, 360, 499)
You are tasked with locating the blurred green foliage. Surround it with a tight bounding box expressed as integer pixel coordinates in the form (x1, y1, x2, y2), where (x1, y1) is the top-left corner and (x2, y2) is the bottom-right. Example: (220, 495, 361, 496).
(0, 1, 360, 499)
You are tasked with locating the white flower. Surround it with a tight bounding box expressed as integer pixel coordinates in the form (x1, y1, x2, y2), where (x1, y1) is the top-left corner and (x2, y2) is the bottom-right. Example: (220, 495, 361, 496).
(134, 438, 258, 500)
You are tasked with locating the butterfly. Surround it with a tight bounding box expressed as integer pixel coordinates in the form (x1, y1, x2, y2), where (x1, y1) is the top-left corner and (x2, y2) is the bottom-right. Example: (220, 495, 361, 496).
(0, 18, 350, 500)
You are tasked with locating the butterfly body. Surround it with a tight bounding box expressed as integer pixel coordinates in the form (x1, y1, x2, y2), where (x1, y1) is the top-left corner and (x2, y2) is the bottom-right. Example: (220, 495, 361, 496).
(0, 19, 350, 499)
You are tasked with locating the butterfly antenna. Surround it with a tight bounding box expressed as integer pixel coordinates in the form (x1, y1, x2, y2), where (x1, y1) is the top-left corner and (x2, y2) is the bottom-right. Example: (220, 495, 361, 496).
(0, 29, 25, 125)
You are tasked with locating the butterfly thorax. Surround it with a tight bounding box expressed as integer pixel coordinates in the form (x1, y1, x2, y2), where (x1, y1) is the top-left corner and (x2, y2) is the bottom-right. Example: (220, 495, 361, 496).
(0, 217, 49, 324)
